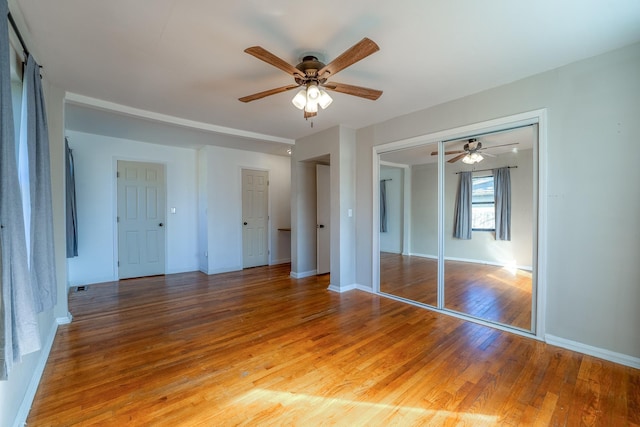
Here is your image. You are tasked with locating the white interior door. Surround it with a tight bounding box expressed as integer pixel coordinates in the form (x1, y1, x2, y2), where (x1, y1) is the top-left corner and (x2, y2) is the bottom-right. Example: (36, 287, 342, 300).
(242, 169, 269, 268)
(117, 160, 166, 279)
(316, 164, 330, 275)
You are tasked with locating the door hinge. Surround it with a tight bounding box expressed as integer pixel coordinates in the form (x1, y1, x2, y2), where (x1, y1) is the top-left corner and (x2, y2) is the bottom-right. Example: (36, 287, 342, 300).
(117, 261, 120, 267)
(116, 216, 119, 223)
(117, 171, 120, 178)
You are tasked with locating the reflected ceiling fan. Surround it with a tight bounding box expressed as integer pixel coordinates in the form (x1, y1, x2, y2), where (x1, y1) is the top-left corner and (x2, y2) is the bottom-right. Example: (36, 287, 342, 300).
(239, 37, 383, 119)
(431, 138, 519, 164)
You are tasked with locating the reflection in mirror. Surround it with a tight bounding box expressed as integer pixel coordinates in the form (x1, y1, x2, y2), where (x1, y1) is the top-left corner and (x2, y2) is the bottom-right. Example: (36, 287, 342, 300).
(443, 126, 535, 330)
(378, 125, 537, 332)
(379, 142, 439, 307)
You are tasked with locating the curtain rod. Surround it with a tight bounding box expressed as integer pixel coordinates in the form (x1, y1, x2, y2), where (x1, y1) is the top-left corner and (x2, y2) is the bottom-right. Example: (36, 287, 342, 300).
(7, 12, 29, 58)
(455, 166, 517, 174)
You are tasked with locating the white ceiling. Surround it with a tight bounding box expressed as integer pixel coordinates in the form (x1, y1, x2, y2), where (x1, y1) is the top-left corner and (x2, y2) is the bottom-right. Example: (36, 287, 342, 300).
(10, 0, 640, 153)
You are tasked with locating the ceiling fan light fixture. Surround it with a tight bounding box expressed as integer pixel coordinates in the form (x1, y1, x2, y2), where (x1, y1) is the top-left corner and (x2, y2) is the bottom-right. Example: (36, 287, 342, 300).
(318, 90, 333, 109)
(241, 38, 382, 120)
(304, 98, 318, 113)
(292, 89, 306, 109)
(462, 152, 484, 164)
(306, 83, 320, 100)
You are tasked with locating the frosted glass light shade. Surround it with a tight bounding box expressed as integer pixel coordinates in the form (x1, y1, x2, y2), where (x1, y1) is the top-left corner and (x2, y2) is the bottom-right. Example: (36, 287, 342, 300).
(318, 90, 333, 109)
(471, 153, 483, 163)
(307, 83, 320, 100)
(304, 98, 318, 113)
(462, 153, 484, 164)
(291, 89, 306, 109)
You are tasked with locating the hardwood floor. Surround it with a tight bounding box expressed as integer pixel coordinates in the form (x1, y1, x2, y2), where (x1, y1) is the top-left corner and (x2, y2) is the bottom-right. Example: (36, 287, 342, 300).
(380, 253, 532, 330)
(28, 264, 639, 426)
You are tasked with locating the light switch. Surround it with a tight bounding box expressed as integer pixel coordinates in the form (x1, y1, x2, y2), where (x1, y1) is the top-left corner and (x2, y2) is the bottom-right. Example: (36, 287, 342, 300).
(170, 207, 176, 214)
(348, 209, 353, 217)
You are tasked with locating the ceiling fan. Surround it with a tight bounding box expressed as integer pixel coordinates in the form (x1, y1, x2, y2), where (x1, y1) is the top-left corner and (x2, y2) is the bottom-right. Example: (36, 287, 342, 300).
(238, 37, 383, 119)
(431, 138, 519, 164)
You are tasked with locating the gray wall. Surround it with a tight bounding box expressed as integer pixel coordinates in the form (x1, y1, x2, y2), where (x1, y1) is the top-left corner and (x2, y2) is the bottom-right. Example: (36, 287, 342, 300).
(356, 43, 640, 359)
(292, 125, 357, 290)
(408, 148, 534, 267)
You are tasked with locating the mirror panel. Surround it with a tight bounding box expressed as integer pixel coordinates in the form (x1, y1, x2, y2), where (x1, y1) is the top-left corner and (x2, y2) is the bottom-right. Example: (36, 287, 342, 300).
(443, 127, 535, 330)
(379, 142, 439, 307)
(377, 125, 536, 332)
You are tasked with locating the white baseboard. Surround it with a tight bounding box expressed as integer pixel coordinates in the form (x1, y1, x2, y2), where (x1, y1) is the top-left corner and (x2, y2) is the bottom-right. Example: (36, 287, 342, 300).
(206, 266, 242, 275)
(13, 321, 59, 427)
(56, 312, 73, 325)
(328, 283, 354, 293)
(166, 266, 199, 275)
(409, 252, 532, 271)
(290, 270, 317, 279)
(270, 258, 291, 266)
(327, 283, 371, 293)
(68, 274, 117, 287)
(409, 252, 438, 260)
(354, 284, 374, 293)
(545, 334, 640, 369)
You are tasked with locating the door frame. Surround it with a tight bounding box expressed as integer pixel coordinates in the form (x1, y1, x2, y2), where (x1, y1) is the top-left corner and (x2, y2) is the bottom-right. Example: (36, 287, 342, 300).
(372, 109, 548, 340)
(316, 163, 331, 275)
(379, 161, 411, 256)
(239, 166, 271, 267)
(113, 158, 168, 280)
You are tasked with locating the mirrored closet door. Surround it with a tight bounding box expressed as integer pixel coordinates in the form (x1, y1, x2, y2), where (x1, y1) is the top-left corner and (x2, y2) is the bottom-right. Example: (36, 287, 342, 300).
(378, 125, 537, 332)
(379, 142, 439, 307)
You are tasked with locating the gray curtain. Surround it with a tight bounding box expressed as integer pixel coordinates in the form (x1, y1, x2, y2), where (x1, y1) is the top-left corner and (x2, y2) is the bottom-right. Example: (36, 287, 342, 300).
(380, 180, 387, 232)
(65, 138, 78, 257)
(453, 172, 472, 239)
(1, 0, 41, 380)
(493, 167, 511, 240)
(23, 54, 57, 312)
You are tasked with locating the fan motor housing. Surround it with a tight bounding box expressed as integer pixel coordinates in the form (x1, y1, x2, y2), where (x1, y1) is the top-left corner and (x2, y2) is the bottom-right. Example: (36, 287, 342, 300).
(295, 55, 327, 84)
(464, 139, 482, 152)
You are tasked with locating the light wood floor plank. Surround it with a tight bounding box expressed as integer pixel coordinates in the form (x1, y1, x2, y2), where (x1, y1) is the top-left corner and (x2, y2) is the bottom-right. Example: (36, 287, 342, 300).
(27, 264, 638, 426)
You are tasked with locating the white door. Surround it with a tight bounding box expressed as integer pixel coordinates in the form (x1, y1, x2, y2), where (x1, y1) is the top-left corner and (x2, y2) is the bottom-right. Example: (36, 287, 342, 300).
(117, 161, 166, 279)
(316, 164, 330, 275)
(242, 169, 269, 268)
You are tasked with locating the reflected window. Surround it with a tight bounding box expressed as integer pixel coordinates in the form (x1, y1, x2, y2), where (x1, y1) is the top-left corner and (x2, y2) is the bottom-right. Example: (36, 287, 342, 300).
(471, 175, 494, 231)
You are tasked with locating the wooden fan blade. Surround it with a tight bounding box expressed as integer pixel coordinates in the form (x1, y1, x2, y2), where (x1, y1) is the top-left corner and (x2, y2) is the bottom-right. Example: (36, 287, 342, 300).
(430, 150, 465, 156)
(484, 142, 519, 149)
(317, 38, 379, 78)
(304, 110, 317, 119)
(448, 153, 468, 163)
(239, 84, 300, 102)
(244, 46, 305, 78)
(322, 82, 382, 100)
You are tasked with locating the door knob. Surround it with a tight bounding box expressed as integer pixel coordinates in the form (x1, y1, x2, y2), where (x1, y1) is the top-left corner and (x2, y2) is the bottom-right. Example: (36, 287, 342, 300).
(317, 224, 325, 228)
(243, 222, 248, 225)
(159, 223, 164, 227)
